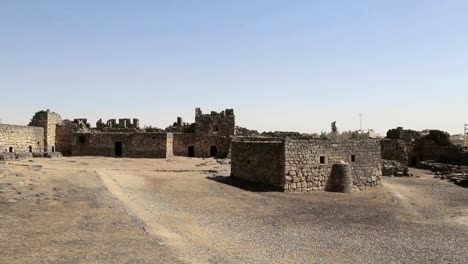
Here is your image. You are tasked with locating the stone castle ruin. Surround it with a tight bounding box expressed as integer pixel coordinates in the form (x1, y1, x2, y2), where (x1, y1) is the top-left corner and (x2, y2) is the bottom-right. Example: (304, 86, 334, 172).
(2, 108, 467, 192)
(0, 108, 235, 160)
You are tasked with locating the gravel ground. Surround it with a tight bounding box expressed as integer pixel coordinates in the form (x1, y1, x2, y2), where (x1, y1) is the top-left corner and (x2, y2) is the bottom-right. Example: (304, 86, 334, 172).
(1, 157, 468, 263)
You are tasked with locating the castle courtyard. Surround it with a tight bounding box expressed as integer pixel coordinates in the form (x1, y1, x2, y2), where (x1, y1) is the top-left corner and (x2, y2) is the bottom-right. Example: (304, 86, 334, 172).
(1, 157, 467, 263)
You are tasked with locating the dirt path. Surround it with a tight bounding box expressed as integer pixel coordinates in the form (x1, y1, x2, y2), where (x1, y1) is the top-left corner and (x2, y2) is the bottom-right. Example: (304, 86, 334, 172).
(3, 157, 468, 263)
(97, 168, 211, 263)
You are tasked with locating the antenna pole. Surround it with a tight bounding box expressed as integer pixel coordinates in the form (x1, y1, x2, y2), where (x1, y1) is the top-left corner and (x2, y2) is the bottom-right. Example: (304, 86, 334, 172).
(464, 124, 468, 149)
(359, 113, 362, 131)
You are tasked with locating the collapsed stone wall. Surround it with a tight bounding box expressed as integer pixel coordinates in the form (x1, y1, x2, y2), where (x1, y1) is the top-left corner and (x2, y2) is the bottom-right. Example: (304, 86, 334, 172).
(284, 139, 382, 192)
(29, 110, 62, 152)
(383, 127, 468, 166)
(0, 125, 44, 153)
(231, 139, 285, 188)
(72, 132, 170, 158)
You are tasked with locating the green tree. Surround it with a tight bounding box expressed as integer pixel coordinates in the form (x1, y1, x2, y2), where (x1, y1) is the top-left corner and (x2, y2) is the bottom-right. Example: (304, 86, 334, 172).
(331, 121, 338, 133)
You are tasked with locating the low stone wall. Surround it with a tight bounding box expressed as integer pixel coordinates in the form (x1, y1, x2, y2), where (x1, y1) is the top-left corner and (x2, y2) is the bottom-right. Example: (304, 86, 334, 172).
(231, 139, 285, 188)
(0, 125, 44, 153)
(0, 152, 33, 161)
(71, 132, 170, 158)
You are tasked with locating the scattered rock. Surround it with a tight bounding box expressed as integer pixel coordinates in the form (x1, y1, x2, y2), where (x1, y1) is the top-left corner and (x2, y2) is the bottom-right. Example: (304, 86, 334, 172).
(6, 199, 17, 203)
(382, 160, 411, 177)
(217, 159, 231, 165)
(417, 160, 468, 174)
(8, 172, 24, 177)
(30, 165, 43, 171)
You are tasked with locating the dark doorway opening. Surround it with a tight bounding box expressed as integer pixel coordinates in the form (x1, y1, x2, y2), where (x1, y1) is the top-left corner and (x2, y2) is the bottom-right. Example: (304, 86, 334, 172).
(29, 146, 32, 153)
(188, 146, 195, 157)
(115, 141, 123, 157)
(9, 147, 13, 153)
(411, 157, 417, 166)
(210, 146, 218, 157)
(51, 146, 55, 152)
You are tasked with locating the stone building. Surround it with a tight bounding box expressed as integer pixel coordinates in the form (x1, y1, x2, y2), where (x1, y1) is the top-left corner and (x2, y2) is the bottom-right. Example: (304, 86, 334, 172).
(231, 138, 382, 192)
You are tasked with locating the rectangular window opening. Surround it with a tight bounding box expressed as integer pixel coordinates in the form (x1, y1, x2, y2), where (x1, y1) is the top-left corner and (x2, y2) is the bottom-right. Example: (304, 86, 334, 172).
(320, 156, 326, 164)
(351, 155, 356, 162)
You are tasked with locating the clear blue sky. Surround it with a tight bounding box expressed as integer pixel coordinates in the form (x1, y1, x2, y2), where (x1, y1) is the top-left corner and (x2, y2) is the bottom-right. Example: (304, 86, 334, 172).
(1, 0, 467, 135)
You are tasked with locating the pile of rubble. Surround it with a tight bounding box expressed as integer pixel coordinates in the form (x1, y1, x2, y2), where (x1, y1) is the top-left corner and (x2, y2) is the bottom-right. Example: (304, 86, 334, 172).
(0, 152, 33, 161)
(382, 160, 412, 177)
(417, 160, 468, 173)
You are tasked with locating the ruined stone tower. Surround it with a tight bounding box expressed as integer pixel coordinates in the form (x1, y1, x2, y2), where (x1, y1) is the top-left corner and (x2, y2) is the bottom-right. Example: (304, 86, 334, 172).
(29, 110, 62, 152)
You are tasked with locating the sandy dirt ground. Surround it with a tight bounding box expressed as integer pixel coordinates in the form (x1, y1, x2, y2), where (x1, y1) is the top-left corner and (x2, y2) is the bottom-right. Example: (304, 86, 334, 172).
(1, 156, 468, 263)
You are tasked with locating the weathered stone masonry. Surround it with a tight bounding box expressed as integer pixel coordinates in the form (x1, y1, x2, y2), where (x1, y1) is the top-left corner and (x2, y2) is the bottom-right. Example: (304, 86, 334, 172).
(231, 138, 285, 188)
(72, 132, 171, 158)
(29, 110, 62, 152)
(231, 138, 382, 192)
(0, 125, 44, 153)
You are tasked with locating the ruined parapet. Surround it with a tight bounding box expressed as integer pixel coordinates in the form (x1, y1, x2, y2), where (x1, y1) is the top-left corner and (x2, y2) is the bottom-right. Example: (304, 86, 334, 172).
(96, 118, 141, 131)
(329, 163, 353, 193)
(72, 119, 91, 130)
(194, 108, 235, 137)
(29, 110, 62, 152)
(177, 117, 183, 127)
(165, 117, 194, 133)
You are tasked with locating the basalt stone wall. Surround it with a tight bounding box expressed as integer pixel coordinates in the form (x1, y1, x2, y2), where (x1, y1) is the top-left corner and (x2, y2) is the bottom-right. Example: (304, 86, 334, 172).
(284, 139, 382, 192)
(194, 136, 231, 158)
(173, 133, 231, 158)
(173, 133, 196, 156)
(55, 123, 75, 156)
(0, 125, 44, 153)
(413, 138, 448, 163)
(381, 139, 410, 164)
(72, 132, 169, 158)
(231, 139, 285, 188)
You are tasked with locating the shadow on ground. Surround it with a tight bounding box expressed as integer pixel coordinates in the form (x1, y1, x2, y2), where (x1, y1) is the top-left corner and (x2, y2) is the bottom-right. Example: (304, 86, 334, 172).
(453, 180, 468, 188)
(206, 175, 282, 192)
